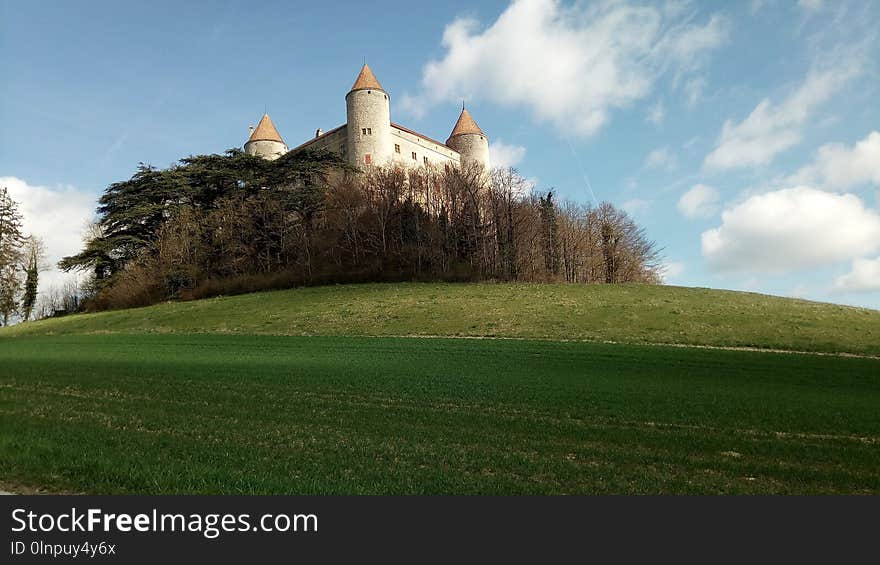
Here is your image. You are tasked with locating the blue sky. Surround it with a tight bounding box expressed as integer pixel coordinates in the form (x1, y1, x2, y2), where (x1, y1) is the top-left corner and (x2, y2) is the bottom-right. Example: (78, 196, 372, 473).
(2, 0, 879, 308)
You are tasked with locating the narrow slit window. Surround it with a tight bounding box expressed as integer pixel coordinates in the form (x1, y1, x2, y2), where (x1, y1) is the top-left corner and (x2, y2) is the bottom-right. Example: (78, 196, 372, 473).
(394, 144, 400, 154)
(411, 151, 417, 160)
(423, 156, 428, 165)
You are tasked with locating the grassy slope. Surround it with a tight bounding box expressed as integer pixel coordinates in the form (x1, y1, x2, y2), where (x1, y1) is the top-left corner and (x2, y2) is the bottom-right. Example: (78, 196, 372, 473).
(2, 335, 878, 494)
(3, 283, 879, 494)
(3, 283, 879, 354)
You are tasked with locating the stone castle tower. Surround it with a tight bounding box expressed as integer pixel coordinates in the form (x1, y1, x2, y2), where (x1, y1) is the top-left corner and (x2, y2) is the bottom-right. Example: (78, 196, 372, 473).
(244, 64, 490, 172)
(345, 64, 393, 167)
(446, 105, 490, 171)
(243, 113, 288, 160)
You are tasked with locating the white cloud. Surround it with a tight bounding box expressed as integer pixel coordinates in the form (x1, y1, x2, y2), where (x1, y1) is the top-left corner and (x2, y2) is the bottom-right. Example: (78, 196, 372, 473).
(702, 187, 880, 272)
(834, 257, 880, 292)
(798, 0, 823, 13)
(749, 0, 768, 15)
(790, 283, 810, 298)
(407, 0, 727, 136)
(489, 140, 527, 169)
(678, 184, 719, 219)
(0, 176, 96, 295)
(683, 76, 707, 107)
(647, 100, 664, 125)
(660, 261, 685, 282)
(682, 136, 701, 150)
(621, 198, 649, 216)
(788, 131, 880, 190)
(704, 60, 861, 170)
(645, 147, 677, 170)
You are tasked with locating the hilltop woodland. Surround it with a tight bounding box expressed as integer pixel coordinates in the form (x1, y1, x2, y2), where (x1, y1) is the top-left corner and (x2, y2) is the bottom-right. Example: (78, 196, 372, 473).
(59, 150, 662, 311)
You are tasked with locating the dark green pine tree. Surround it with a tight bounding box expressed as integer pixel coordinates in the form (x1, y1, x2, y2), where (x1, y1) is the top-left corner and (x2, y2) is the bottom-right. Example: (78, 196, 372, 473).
(21, 237, 41, 321)
(538, 190, 560, 276)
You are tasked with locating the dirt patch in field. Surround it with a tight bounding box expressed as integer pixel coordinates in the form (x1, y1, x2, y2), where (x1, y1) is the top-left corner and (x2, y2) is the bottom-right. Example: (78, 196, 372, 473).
(0, 479, 81, 495)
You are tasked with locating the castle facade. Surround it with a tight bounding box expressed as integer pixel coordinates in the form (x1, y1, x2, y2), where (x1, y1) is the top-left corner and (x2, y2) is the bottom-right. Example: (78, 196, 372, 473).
(243, 64, 490, 172)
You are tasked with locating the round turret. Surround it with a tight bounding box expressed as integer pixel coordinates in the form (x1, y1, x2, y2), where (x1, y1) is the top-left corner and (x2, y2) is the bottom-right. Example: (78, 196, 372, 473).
(345, 64, 392, 168)
(446, 106, 490, 173)
(244, 113, 288, 160)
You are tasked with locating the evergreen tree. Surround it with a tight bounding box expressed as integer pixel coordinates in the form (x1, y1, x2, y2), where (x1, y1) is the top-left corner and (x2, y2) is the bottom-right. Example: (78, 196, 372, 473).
(539, 191, 560, 276)
(21, 236, 45, 321)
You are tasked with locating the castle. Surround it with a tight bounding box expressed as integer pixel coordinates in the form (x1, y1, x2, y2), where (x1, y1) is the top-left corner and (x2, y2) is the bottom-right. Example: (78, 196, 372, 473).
(243, 64, 491, 172)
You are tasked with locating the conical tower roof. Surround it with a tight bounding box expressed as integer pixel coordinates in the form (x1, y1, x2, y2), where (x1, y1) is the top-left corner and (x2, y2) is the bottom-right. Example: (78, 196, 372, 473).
(248, 113, 284, 143)
(447, 107, 485, 141)
(350, 63, 384, 92)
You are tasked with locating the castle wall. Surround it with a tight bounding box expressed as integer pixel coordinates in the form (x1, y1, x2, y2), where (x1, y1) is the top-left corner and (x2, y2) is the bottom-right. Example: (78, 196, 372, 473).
(390, 127, 460, 169)
(244, 140, 287, 161)
(299, 126, 348, 158)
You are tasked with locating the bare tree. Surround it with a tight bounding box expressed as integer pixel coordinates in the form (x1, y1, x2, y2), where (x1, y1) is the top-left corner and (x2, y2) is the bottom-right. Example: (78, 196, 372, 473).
(0, 187, 25, 325)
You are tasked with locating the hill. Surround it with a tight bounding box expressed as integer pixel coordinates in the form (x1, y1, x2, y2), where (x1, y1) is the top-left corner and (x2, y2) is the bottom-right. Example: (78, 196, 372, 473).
(3, 283, 879, 355)
(3, 283, 879, 494)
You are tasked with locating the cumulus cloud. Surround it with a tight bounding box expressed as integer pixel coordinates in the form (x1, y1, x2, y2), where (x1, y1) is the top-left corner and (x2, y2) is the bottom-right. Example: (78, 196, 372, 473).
(678, 184, 719, 219)
(788, 131, 880, 190)
(646, 100, 664, 125)
(645, 147, 677, 170)
(798, 0, 823, 13)
(701, 187, 880, 272)
(790, 283, 810, 298)
(0, 176, 96, 294)
(749, 0, 768, 15)
(660, 261, 685, 282)
(704, 60, 861, 170)
(682, 76, 707, 107)
(489, 140, 527, 169)
(833, 257, 880, 292)
(406, 0, 727, 136)
(621, 198, 649, 216)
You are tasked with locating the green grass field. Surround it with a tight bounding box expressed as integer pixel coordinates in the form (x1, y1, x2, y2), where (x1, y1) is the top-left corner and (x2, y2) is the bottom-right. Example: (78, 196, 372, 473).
(5, 283, 879, 354)
(1, 283, 879, 494)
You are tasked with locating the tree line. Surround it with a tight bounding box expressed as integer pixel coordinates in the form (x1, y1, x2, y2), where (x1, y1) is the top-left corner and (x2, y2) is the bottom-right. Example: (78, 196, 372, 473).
(0, 187, 45, 325)
(55, 149, 661, 312)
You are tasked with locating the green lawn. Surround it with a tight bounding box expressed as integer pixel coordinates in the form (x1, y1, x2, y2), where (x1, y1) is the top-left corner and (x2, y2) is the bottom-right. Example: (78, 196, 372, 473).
(1, 334, 877, 494)
(4, 283, 879, 355)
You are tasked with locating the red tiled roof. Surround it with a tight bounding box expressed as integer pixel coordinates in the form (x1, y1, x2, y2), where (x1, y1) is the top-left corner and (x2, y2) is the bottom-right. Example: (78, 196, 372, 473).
(350, 64, 384, 92)
(248, 113, 284, 143)
(447, 108, 484, 141)
(391, 122, 454, 151)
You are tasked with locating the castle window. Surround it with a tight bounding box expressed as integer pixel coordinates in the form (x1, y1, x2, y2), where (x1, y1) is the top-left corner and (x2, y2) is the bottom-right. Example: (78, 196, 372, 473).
(362, 128, 366, 135)
(423, 156, 428, 165)
(364, 154, 372, 165)
(394, 144, 400, 154)
(411, 151, 417, 160)
(367, 127, 372, 135)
